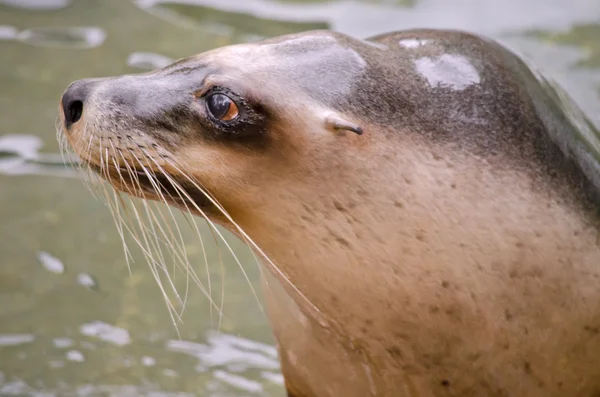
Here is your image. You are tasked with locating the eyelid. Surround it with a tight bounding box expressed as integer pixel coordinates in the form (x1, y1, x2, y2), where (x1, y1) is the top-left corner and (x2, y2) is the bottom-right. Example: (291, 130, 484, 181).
(196, 85, 236, 103)
(194, 75, 218, 98)
(194, 85, 213, 98)
(194, 73, 234, 98)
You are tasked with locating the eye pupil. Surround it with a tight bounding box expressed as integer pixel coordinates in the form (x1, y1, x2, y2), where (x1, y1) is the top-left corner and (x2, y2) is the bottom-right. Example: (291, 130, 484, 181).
(208, 94, 230, 118)
(207, 94, 238, 121)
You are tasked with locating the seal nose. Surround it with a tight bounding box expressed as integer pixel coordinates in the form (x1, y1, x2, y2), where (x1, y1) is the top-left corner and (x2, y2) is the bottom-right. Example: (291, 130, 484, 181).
(61, 79, 93, 128)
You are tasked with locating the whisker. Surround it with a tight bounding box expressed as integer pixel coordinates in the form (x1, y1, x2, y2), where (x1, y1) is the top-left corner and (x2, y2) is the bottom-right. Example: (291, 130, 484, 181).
(122, 195, 185, 333)
(107, 147, 186, 332)
(127, 160, 186, 313)
(59, 116, 322, 335)
(128, 151, 228, 327)
(138, 150, 224, 324)
(131, 157, 189, 310)
(109, 156, 140, 273)
(164, 159, 324, 321)
(155, 158, 266, 321)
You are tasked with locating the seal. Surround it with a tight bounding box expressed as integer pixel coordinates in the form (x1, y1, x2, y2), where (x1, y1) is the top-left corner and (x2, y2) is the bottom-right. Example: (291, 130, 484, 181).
(58, 28, 600, 397)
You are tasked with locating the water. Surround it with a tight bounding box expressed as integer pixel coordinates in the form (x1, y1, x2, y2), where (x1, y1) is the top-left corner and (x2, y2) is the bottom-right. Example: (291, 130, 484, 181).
(0, 0, 598, 396)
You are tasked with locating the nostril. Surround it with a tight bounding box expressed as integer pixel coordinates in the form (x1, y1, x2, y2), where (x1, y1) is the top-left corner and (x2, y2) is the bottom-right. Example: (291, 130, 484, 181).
(67, 100, 84, 125)
(61, 78, 94, 128)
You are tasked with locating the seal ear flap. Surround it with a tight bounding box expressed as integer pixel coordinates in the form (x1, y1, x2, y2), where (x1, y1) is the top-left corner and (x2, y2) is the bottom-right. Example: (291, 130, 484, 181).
(324, 114, 363, 135)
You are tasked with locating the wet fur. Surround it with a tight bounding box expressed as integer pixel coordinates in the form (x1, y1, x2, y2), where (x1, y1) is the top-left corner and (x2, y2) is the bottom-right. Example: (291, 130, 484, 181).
(60, 29, 600, 396)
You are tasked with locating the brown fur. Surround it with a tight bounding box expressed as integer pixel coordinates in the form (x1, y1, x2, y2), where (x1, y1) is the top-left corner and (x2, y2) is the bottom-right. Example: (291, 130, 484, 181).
(59, 29, 600, 396)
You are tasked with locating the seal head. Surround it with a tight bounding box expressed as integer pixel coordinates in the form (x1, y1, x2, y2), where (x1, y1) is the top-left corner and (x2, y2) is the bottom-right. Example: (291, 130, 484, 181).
(60, 29, 600, 397)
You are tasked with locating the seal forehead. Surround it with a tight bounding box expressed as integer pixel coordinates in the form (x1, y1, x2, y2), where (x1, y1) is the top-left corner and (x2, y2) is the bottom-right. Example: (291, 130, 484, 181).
(199, 32, 368, 104)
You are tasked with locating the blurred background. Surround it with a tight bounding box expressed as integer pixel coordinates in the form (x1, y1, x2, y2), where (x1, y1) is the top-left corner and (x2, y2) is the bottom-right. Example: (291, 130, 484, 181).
(0, 0, 599, 396)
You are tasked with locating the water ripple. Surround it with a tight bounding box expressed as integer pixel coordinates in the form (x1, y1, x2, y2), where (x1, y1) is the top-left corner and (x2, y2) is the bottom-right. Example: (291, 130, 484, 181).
(16, 26, 106, 49)
(0, 134, 79, 178)
(127, 52, 175, 71)
(0, 334, 35, 346)
(1, 0, 72, 10)
(0, 25, 18, 40)
(79, 321, 131, 346)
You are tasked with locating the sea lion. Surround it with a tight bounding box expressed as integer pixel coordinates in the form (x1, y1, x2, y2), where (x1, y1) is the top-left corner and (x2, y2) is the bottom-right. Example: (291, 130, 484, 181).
(58, 28, 600, 397)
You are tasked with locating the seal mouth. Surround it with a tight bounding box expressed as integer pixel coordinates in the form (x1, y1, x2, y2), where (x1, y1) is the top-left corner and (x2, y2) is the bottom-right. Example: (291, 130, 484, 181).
(87, 162, 213, 211)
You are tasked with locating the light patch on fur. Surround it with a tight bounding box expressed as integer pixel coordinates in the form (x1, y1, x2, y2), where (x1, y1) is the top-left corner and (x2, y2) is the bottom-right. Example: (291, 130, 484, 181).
(414, 54, 481, 91)
(398, 39, 431, 49)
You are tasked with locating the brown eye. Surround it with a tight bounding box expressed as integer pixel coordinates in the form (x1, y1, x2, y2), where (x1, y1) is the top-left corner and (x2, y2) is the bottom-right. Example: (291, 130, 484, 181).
(206, 93, 239, 121)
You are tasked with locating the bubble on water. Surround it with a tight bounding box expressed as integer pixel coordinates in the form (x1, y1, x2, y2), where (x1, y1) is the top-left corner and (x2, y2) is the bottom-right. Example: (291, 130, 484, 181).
(77, 273, 99, 291)
(37, 251, 65, 274)
(65, 350, 85, 362)
(141, 356, 156, 366)
(52, 338, 74, 348)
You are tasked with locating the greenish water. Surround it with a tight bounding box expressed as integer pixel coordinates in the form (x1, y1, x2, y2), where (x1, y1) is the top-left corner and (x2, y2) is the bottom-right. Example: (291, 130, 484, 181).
(0, 0, 599, 396)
